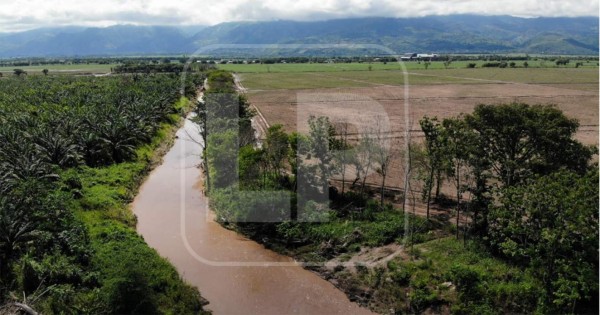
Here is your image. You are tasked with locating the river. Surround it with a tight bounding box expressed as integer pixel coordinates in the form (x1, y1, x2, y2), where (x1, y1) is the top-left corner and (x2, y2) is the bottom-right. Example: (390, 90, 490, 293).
(132, 115, 374, 315)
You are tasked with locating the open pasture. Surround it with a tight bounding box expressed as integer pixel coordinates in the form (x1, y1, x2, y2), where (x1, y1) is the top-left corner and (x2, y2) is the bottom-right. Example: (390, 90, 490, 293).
(218, 59, 598, 73)
(0, 63, 116, 75)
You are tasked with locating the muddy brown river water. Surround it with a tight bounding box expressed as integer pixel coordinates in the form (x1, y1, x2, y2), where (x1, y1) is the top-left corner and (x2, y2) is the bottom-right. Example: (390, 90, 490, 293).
(132, 116, 373, 315)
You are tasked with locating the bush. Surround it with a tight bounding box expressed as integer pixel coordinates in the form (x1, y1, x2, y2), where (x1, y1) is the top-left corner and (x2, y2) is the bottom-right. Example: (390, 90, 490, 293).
(210, 187, 293, 223)
(448, 264, 484, 296)
(409, 279, 439, 313)
(490, 281, 540, 314)
(89, 221, 204, 314)
(467, 63, 477, 68)
(482, 62, 500, 68)
(391, 269, 411, 286)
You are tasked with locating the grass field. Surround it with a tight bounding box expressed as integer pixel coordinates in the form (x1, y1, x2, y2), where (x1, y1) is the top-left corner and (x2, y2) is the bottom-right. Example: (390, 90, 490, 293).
(0, 63, 116, 75)
(219, 60, 599, 73)
(234, 67, 599, 90)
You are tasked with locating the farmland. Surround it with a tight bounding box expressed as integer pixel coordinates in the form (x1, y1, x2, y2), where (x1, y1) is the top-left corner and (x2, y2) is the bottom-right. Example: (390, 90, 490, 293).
(218, 59, 599, 73)
(226, 63, 598, 194)
(0, 73, 208, 313)
(0, 63, 116, 75)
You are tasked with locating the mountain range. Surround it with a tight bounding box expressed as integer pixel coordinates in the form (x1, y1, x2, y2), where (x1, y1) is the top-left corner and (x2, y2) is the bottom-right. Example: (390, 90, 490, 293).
(0, 15, 597, 57)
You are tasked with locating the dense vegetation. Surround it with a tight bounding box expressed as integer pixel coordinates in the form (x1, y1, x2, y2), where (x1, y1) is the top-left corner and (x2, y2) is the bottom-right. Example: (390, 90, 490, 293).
(113, 62, 214, 74)
(198, 70, 433, 248)
(198, 69, 598, 313)
(409, 104, 597, 313)
(0, 73, 208, 314)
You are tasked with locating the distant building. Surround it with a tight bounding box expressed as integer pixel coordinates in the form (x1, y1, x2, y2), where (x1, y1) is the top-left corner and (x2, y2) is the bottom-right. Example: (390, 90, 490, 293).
(400, 53, 438, 61)
(417, 53, 439, 61)
(400, 53, 417, 61)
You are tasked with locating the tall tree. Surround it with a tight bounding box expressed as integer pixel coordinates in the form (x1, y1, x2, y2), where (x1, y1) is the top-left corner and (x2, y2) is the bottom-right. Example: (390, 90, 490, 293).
(307, 116, 339, 195)
(264, 124, 289, 185)
(419, 116, 447, 219)
(442, 117, 474, 239)
(465, 103, 594, 187)
(488, 169, 599, 313)
(332, 121, 353, 196)
(372, 117, 396, 208)
(353, 129, 376, 198)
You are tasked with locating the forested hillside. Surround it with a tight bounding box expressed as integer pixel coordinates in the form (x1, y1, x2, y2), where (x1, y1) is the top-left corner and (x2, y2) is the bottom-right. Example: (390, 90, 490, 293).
(0, 15, 597, 57)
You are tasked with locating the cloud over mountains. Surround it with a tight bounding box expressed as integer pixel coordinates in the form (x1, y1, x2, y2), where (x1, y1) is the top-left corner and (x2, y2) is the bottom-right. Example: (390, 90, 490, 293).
(0, 0, 598, 32)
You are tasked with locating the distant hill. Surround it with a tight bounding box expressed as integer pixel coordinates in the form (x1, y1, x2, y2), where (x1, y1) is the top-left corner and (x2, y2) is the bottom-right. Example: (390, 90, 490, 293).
(191, 16, 599, 55)
(0, 15, 597, 57)
(0, 25, 196, 57)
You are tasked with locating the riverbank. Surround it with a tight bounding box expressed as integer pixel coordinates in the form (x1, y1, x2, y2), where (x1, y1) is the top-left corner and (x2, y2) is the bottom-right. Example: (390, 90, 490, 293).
(69, 96, 211, 314)
(132, 104, 374, 314)
(0, 74, 211, 313)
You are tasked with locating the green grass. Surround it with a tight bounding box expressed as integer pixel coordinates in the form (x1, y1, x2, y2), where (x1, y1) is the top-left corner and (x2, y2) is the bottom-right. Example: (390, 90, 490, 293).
(239, 72, 373, 89)
(343, 237, 540, 314)
(0, 63, 116, 74)
(419, 67, 599, 84)
(62, 99, 207, 314)
(219, 60, 598, 73)
(236, 66, 598, 90)
(221, 61, 599, 90)
(80, 211, 206, 314)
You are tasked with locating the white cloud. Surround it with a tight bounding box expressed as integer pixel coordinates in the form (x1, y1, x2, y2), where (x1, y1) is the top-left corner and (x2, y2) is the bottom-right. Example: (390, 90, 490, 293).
(0, 0, 597, 32)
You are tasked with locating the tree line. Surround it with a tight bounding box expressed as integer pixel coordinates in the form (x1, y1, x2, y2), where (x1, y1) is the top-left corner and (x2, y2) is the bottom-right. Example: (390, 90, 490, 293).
(417, 104, 597, 313)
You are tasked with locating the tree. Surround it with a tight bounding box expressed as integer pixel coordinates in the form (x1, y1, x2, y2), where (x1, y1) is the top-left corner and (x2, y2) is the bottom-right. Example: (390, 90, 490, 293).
(0, 196, 37, 269)
(42, 69, 49, 76)
(372, 118, 396, 208)
(13, 69, 26, 77)
(353, 128, 376, 197)
(332, 121, 353, 196)
(307, 116, 339, 195)
(442, 117, 474, 239)
(206, 130, 238, 189)
(523, 61, 529, 68)
(555, 58, 569, 67)
(488, 169, 599, 313)
(238, 145, 264, 189)
(419, 116, 447, 219)
(264, 124, 289, 185)
(287, 131, 306, 193)
(464, 103, 593, 188)
(193, 98, 210, 191)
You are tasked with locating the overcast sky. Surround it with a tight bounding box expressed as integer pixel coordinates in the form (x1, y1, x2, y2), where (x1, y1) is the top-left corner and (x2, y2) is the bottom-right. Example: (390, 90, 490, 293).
(0, 0, 598, 32)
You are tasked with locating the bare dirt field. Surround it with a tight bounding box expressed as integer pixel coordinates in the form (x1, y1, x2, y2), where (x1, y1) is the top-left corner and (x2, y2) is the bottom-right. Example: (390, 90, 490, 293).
(248, 82, 598, 145)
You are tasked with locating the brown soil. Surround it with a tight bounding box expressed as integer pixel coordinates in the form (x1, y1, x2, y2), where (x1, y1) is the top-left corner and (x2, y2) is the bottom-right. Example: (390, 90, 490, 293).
(246, 79, 598, 224)
(247, 83, 598, 146)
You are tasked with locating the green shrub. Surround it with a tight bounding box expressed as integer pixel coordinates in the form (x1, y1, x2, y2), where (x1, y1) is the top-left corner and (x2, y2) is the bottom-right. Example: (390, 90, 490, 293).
(409, 279, 439, 313)
(391, 269, 411, 286)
